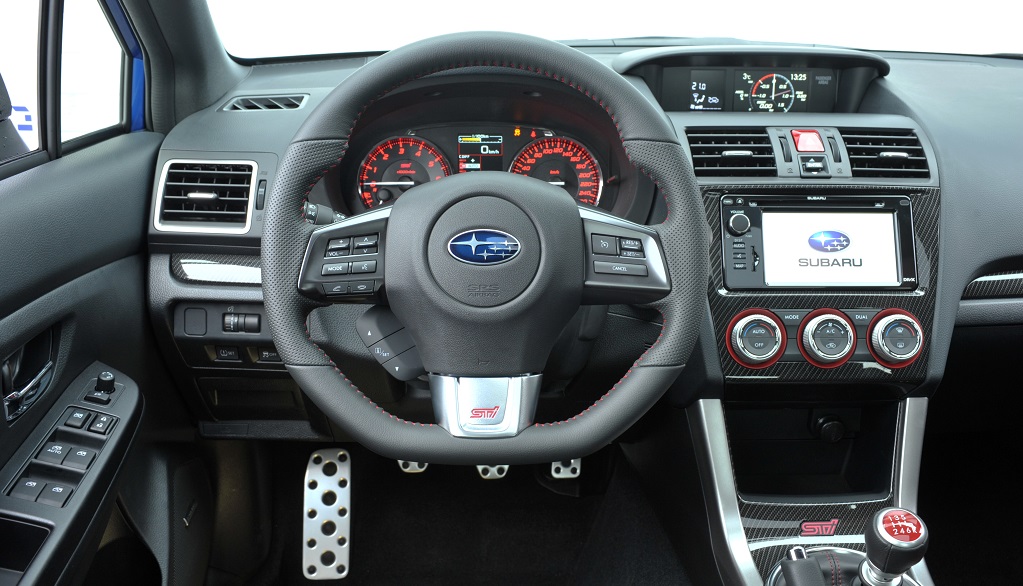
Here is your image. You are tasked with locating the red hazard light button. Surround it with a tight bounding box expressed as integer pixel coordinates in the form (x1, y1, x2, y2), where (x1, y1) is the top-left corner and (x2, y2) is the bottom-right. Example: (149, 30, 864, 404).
(791, 129, 825, 152)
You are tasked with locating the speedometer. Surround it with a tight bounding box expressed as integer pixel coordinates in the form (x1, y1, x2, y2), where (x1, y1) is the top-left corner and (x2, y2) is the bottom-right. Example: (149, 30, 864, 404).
(357, 137, 451, 209)
(509, 137, 603, 205)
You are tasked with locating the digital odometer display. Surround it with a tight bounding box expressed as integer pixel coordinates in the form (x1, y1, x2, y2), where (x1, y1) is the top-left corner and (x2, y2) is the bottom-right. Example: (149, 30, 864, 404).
(761, 212, 901, 287)
(457, 134, 504, 172)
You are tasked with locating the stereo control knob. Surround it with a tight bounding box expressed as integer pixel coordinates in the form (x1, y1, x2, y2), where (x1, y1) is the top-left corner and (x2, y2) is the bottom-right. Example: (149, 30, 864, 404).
(730, 313, 783, 365)
(727, 213, 751, 236)
(802, 313, 854, 364)
(871, 313, 923, 364)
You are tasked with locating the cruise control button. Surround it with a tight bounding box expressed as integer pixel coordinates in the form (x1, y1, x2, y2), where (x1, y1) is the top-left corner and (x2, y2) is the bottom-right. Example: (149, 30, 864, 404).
(9, 478, 45, 501)
(620, 237, 643, 251)
(593, 261, 648, 277)
(64, 408, 92, 429)
(353, 234, 379, 248)
(36, 483, 73, 507)
(591, 234, 618, 255)
(620, 250, 645, 259)
(351, 260, 377, 274)
(321, 263, 349, 276)
(62, 447, 96, 470)
(37, 443, 69, 465)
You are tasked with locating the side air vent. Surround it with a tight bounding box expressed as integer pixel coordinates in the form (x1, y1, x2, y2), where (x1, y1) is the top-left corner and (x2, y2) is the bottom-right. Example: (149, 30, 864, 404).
(223, 94, 307, 111)
(839, 129, 930, 179)
(684, 128, 777, 177)
(155, 160, 257, 234)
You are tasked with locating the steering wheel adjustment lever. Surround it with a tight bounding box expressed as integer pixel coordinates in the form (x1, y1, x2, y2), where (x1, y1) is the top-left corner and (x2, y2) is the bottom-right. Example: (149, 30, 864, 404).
(298, 206, 390, 303)
(430, 374, 542, 438)
(580, 208, 671, 305)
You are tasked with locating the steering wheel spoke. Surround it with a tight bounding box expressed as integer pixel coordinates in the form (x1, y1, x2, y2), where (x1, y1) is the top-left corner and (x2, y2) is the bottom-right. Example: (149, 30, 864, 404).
(430, 374, 542, 438)
(297, 206, 390, 303)
(580, 207, 671, 305)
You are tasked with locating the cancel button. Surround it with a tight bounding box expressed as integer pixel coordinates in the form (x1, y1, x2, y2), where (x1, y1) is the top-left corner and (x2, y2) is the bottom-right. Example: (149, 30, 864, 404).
(594, 261, 649, 277)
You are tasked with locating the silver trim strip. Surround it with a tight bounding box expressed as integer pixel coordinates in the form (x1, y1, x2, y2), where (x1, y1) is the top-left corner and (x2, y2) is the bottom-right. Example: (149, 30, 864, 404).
(972, 272, 1023, 282)
(689, 399, 763, 586)
(749, 534, 866, 551)
(178, 260, 262, 285)
(153, 159, 258, 235)
(894, 397, 934, 586)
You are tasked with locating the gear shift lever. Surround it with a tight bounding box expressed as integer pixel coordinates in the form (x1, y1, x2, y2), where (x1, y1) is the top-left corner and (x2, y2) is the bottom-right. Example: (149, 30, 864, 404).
(861, 507, 928, 585)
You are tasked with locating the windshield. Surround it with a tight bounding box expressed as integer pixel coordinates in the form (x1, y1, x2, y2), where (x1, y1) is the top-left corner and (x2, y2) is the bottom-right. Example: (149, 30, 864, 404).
(207, 0, 1015, 59)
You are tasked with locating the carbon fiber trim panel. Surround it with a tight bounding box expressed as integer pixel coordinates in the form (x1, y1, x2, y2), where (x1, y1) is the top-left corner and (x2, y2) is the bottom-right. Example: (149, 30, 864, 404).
(740, 496, 893, 578)
(962, 270, 1023, 299)
(705, 185, 940, 383)
(170, 253, 261, 285)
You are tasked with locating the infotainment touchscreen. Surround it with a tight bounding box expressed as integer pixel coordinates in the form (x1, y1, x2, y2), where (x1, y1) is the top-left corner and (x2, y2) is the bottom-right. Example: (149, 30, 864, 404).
(760, 212, 901, 287)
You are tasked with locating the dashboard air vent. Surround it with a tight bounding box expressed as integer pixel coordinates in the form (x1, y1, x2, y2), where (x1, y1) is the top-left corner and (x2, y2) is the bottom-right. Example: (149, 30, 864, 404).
(684, 128, 777, 177)
(223, 95, 307, 111)
(839, 129, 929, 179)
(155, 160, 257, 234)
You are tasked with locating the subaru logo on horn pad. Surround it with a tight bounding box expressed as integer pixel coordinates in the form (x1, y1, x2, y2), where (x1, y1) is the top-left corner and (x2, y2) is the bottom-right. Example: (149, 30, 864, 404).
(808, 231, 851, 253)
(448, 230, 521, 265)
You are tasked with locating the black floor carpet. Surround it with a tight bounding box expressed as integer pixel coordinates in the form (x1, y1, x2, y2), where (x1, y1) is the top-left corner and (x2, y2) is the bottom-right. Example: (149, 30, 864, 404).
(257, 445, 688, 585)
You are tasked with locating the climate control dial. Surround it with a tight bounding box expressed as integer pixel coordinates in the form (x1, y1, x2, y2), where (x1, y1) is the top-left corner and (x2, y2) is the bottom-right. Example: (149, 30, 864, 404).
(870, 312, 924, 366)
(800, 311, 855, 367)
(729, 311, 784, 367)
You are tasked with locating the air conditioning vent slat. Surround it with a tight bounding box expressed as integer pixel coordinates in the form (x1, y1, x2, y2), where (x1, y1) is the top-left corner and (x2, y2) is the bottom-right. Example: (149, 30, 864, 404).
(684, 128, 777, 178)
(156, 160, 257, 233)
(223, 94, 307, 111)
(839, 128, 930, 179)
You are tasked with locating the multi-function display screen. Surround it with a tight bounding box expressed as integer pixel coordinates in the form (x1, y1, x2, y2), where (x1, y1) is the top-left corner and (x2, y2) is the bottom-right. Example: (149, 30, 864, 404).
(761, 212, 901, 287)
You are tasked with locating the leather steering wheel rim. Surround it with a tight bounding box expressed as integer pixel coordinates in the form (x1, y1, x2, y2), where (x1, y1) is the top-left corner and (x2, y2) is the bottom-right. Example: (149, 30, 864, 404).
(261, 31, 709, 465)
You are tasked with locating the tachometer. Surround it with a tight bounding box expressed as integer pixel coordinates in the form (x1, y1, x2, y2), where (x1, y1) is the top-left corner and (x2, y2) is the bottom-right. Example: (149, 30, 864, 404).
(509, 137, 603, 205)
(358, 137, 451, 209)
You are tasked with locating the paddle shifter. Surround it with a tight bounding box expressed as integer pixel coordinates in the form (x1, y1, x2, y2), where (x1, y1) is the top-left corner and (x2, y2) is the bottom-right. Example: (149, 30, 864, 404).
(773, 507, 928, 586)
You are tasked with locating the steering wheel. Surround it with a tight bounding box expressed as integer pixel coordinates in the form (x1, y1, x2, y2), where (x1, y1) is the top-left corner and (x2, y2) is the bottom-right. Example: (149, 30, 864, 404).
(262, 32, 708, 465)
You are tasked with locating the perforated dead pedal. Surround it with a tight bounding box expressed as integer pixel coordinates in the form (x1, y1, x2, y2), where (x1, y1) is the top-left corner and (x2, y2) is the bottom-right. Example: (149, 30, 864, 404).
(303, 449, 351, 580)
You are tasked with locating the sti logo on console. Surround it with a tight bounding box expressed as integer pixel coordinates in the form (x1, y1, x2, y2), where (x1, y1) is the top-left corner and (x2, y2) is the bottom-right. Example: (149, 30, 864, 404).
(800, 519, 840, 537)
(448, 230, 520, 265)
(808, 231, 851, 253)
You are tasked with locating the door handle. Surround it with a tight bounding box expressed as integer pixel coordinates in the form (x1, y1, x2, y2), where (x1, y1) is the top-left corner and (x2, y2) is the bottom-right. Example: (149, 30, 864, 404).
(3, 360, 53, 422)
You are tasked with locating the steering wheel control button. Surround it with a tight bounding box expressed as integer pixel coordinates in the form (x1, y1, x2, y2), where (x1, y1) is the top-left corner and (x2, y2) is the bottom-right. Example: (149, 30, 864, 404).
(593, 261, 648, 277)
(348, 281, 374, 295)
(730, 313, 783, 366)
(36, 483, 73, 507)
(353, 234, 378, 248)
(368, 329, 415, 364)
(355, 306, 405, 347)
(620, 237, 643, 251)
(591, 234, 618, 255)
(324, 249, 351, 259)
(321, 263, 349, 277)
(9, 478, 45, 502)
(726, 213, 752, 236)
(62, 447, 96, 470)
(870, 312, 924, 366)
(791, 129, 825, 152)
(64, 408, 92, 429)
(322, 283, 348, 296)
(801, 312, 855, 366)
(350, 260, 377, 274)
(84, 390, 112, 405)
(88, 414, 115, 435)
(327, 237, 351, 251)
(37, 443, 69, 465)
(382, 347, 425, 381)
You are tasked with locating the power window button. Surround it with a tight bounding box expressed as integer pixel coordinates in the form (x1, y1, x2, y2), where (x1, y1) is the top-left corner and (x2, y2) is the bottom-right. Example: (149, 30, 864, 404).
(9, 478, 45, 501)
(37, 443, 69, 465)
(36, 484, 73, 507)
(64, 408, 92, 429)
(63, 447, 96, 470)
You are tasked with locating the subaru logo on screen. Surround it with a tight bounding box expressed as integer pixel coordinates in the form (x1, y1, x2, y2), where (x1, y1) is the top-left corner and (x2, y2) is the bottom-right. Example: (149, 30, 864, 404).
(808, 231, 851, 253)
(448, 230, 521, 265)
